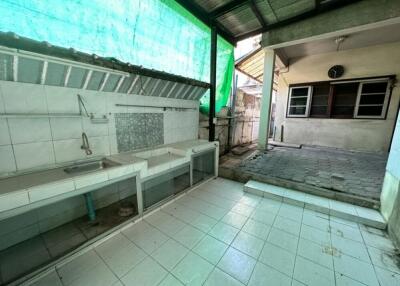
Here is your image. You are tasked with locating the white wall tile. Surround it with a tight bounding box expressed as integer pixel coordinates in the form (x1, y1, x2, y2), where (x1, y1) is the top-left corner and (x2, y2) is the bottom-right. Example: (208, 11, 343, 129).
(0, 145, 16, 173)
(89, 136, 110, 157)
(45, 86, 80, 114)
(13, 141, 55, 170)
(1, 82, 47, 113)
(0, 119, 11, 145)
(53, 139, 85, 163)
(8, 118, 52, 144)
(79, 90, 107, 115)
(50, 117, 82, 140)
(109, 135, 118, 155)
(82, 117, 108, 137)
(107, 115, 116, 135)
(0, 85, 5, 113)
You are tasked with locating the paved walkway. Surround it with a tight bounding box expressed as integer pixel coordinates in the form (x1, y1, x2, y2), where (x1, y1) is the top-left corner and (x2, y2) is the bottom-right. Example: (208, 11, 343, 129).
(26, 178, 399, 286)
(221, 146, 387, 203)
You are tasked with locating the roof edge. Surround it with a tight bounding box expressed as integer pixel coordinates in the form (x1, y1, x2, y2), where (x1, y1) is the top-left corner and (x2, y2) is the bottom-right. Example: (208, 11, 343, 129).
(0, 32, 210, 89)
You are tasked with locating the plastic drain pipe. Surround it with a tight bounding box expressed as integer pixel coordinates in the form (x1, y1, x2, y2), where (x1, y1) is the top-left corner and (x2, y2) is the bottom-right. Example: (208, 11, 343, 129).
(84, 192, 96, 221)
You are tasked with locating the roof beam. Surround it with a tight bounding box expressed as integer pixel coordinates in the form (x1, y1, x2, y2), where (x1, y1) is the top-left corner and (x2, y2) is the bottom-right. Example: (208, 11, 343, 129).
(174, 0, 236, 45)
(235, 0, 362, 42)
(210, 0, 249, 18)
(250, 0, 267, 28)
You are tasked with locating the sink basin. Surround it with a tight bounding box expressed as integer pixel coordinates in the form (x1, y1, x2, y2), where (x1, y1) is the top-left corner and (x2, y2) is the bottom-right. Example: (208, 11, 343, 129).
(64, 158, 120, 174)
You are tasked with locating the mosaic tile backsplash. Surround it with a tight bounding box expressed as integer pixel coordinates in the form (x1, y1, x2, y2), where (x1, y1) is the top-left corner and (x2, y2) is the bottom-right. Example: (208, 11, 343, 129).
(115, 113, 164, 152)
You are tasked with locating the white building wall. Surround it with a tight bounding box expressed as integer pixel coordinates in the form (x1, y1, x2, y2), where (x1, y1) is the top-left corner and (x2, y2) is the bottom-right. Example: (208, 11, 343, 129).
(0, 81, 199, 176)
(274, 41, 400, 152)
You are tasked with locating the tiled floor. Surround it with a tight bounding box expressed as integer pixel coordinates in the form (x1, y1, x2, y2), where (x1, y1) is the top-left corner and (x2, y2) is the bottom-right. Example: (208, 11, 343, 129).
(28, 178, 399, 286)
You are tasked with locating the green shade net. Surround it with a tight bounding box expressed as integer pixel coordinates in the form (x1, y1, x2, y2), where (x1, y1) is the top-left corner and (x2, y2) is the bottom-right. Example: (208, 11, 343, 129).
(0, 0, 233, 114)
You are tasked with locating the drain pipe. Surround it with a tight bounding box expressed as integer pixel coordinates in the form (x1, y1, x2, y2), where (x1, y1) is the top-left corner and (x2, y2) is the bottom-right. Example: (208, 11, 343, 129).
(84, 192, 96, 221)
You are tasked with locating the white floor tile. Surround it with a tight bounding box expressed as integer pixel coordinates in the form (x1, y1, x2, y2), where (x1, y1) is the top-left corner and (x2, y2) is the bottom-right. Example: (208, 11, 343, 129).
(208, 222, 239, 245)
(172, 224, 205, 249)
(31, 270, 63, 286)
(242, 219, 271, 240)
(294, 256, 335, 286)
(300, 224, 331, 246)
(204, 268, 245, 286)
(330, 221, 363, 243)
(121, 257, 167, 286)
(122, 221, 168, 254)
(218, 247, 256, 284)
(248, 262, 291, 286)
(250, 209, 277, 226)
(259, 242, 296, 276)
(158, 274, 184, 286)
(193, 235, 229, 265)
(267, 227, 299, 254)
(375, 267, 400, 286)
(367, 246, 400, 274)
(278, 204, 304, 223)
(231, 203, 255, 217)
(297, 238, 333, 270)
(331, 235, 370, 263)
(273, 216, 301, 236)
(96, 233, 147, 278)
(335, 273, 366, 286)
(333, 254, 379, 286)
(221, 211, 248, 229)
(172, 252, 214, 286)
(231, 231, 264, 259)
(151, 239, 188, 271)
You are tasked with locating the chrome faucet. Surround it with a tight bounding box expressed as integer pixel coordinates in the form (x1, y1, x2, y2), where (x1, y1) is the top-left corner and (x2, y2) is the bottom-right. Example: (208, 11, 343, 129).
(81, 132, 92, 155)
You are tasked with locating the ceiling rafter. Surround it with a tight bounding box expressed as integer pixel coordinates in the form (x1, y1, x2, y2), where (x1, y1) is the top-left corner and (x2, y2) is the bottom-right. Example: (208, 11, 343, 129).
(249, 0, 267, 28)
(175, 0, 362, 44)
(210, 0, 250, 18)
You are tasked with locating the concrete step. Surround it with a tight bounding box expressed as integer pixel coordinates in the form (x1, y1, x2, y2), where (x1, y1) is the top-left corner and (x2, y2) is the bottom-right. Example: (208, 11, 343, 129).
(244, 180, 387, 230)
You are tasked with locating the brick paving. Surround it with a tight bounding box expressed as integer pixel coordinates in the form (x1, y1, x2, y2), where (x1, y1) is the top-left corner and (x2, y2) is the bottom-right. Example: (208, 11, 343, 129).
(237, 146, 387, 201)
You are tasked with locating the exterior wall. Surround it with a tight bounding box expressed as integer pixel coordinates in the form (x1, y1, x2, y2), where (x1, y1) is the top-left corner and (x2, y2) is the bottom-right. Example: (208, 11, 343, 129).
(199, 89, 260, 154)
(0, 80, 199, 250)
(0, 81, 199, 177)
(274, 41, 400, 152)
(381, 96, 400, 246)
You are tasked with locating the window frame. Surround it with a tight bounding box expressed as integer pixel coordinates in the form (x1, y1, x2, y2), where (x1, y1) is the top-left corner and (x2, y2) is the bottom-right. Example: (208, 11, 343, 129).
(286, 76, 394, 120)
(353, 78, 391, 119)
(286, 85, 313, 118)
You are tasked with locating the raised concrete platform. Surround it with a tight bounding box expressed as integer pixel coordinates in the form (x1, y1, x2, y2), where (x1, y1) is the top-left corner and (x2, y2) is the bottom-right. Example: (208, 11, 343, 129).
(244, 180, 387, 230)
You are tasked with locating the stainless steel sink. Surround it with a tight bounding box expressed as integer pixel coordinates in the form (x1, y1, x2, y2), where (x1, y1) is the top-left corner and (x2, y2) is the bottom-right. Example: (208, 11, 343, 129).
(64, 158, 120, 174)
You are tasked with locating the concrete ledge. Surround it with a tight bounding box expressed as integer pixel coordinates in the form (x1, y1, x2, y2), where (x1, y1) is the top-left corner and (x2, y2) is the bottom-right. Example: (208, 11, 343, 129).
(219, 166, 380, 209)
(244, 180, 387, 230)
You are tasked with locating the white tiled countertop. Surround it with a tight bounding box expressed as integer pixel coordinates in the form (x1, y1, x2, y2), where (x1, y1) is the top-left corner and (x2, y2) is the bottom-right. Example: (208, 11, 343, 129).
(0, 140, 218, 216)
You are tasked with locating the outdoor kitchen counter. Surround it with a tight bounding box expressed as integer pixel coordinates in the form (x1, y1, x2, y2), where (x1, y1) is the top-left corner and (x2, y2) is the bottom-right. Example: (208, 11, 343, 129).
(0, 140, 217, 217)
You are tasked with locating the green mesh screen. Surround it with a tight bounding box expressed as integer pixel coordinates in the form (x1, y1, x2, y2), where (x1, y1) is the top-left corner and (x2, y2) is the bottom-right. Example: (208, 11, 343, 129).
(0, 0, 233, 114)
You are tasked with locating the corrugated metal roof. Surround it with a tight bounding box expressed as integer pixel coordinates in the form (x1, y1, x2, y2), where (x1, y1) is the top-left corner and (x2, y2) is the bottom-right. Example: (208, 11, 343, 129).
(175, 0, 361, 43)
(235, 47, 279, 90)
(0, 32, 208, 101)
(235, 48, 265, 82)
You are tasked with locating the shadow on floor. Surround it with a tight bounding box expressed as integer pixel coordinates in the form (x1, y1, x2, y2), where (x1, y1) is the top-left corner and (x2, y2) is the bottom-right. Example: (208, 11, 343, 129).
(0, 195, 137, 285)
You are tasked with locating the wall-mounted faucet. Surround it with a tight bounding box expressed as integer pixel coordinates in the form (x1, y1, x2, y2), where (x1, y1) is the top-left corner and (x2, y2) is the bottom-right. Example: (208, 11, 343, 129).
(81, 132, 92, 155)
